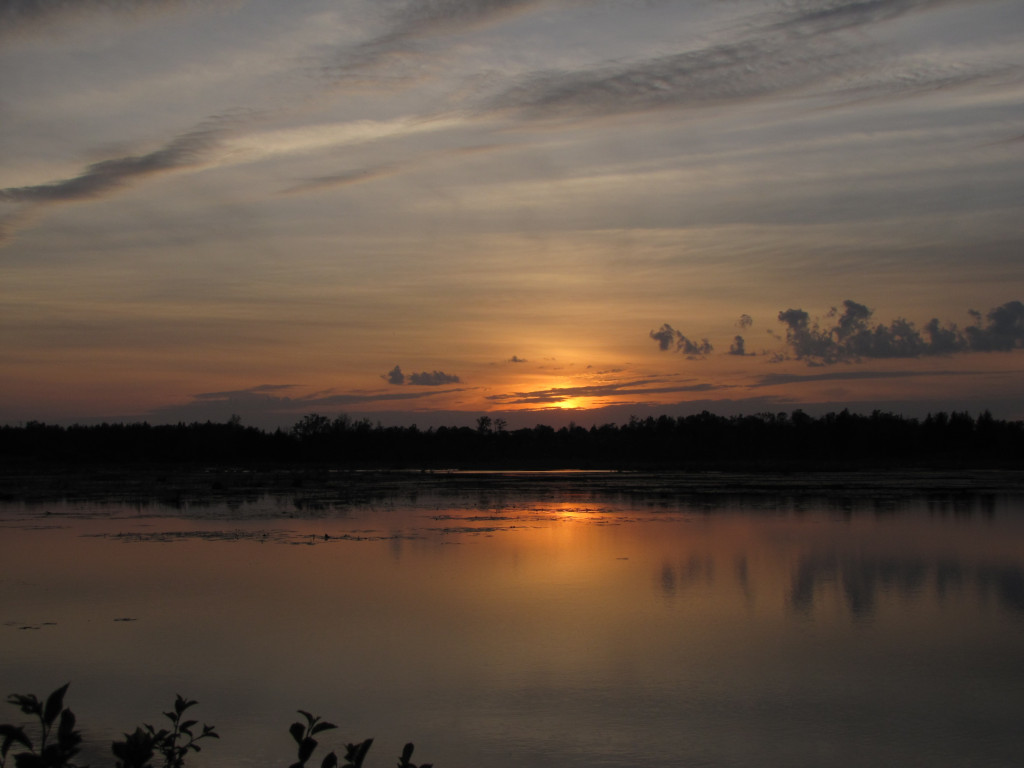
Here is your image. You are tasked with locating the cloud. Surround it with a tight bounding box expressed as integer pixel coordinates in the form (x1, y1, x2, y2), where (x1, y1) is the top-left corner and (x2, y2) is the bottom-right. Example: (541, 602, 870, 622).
(965, 301, 1024, 352)
(750, 368, 982, 388)
(486, 378, 728, 406)
(0, 122, 224, 205)
(738, 314, 754, 329)
(486, 33, 852, 119)
(323, 0, 542, 80)
(193, 384, 299, 401)
(479, 0, 1006, 124)
(408, 370, 461, 386)
(507, 355, 528, 363)
(148, 382, 468, 424)
(387, 0, 540, 37)
(280, 164, 399, 195)
(777, 299, 1024, 364)
(384, 365, 461, 385)
(0, 0, 197, 39)
(649, 324, 713, 357)
(729, 336, 747, 356)
(766, 0, 958, 37)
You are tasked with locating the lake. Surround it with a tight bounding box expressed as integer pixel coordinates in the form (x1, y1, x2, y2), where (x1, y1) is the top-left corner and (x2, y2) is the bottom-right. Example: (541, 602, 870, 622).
(2, 471, 1023, 768)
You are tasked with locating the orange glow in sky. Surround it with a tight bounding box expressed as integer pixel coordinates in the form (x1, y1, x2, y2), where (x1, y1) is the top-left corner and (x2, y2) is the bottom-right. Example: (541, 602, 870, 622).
(1, 2, 1022, 428)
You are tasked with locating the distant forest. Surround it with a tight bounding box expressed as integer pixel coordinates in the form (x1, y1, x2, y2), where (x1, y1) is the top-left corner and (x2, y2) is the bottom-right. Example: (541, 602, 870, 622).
(2, 410, 1022, 470)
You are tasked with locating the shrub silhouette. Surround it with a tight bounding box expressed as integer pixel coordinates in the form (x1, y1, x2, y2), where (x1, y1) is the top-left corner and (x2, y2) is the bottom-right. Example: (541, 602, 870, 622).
(1, 686, 429, 768)
(0, 684, 80, 768)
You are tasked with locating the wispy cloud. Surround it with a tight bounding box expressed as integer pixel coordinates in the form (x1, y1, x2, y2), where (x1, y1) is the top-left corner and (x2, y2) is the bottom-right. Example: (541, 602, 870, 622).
(322, 0, 543, 81)
(750, 368, 983, 388)
(152, 382, 468, 421)
(764, 0, 959, 37)
(0, 0, 198, 39)
(481, 0, 1009, 122)
(486, 34, 853, 118)
(487, 379, 728, 406)
(0, 123, 222, 204)
(280, 164, 399, 195)
(0, 118, 235, 244)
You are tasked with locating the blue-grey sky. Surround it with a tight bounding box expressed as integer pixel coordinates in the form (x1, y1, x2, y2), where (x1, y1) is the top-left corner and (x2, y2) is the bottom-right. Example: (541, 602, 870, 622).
(2, 0, 1023, 428)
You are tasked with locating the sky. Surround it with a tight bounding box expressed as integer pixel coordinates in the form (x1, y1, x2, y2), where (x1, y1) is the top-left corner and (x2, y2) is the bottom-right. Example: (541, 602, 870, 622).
(2, 0, 1023, 430)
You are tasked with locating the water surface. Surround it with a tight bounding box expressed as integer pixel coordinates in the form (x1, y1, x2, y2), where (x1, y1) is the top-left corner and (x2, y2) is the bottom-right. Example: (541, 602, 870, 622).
(2, 473, 1022, 767)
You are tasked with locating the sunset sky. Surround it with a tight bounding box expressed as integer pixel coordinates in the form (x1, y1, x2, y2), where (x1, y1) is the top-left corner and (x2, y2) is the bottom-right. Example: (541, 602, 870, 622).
(2, 0, 1023, 429)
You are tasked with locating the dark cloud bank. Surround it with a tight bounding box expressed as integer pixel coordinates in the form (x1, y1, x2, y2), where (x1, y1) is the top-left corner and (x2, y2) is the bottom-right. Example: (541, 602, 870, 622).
(655, 300, 1024, 365)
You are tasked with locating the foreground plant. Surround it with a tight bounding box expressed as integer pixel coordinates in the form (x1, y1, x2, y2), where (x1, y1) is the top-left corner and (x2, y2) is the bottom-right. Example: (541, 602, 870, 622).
(0, 683, 81, 768)
(111, 694, 218, 768)
(3, 686, 431, 768)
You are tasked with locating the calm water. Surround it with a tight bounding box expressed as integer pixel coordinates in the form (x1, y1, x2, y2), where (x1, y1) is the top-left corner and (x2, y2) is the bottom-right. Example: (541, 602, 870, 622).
(2, 473, 1023, 768)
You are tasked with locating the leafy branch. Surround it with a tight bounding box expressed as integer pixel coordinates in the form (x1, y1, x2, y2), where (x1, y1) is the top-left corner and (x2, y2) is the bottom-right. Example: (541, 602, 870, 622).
(3, 686, 430, 768)
(1, 684, 81, 768)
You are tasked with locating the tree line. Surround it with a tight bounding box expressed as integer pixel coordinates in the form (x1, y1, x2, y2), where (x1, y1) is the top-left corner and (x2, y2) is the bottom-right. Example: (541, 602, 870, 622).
(2, 409, 1022, 470)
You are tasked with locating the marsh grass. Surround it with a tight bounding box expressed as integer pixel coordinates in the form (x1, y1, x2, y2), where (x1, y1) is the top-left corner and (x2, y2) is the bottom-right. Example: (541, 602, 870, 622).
(1, 686, 429, 768)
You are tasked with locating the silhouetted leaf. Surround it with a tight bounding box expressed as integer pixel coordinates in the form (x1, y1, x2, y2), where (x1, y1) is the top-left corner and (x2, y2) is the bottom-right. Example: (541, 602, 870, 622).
(298, 737, 317, 763)
(344, 738, 373, 768)
(56, 710, 80, 757)
(289, 723, 305, 745)
(400, 743, 414, 766)
(57, 709, 76, 740)
(7, 695, 41, 717)
(311, 722, 337, 735)
(321, 752, 338, 768)
(173, 696, 196, 716)
(1, 725, 32, 756)
(42, 684, 69, 727)
(13, 750, 45, 768)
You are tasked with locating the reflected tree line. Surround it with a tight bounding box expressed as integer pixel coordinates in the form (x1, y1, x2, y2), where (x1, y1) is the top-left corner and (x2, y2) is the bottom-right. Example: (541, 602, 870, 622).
(656, 553, 1024, 617)
(789, 555, 1024, 617)
(2, 409, 1022, 469)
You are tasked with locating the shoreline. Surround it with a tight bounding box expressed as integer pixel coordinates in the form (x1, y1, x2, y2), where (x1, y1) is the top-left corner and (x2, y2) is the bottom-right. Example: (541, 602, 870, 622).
(3, 465, 1024, 505)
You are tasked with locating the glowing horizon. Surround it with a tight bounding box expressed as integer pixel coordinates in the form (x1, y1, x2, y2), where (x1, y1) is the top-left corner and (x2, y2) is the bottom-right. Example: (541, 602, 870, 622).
(2, 1, 1023, 429)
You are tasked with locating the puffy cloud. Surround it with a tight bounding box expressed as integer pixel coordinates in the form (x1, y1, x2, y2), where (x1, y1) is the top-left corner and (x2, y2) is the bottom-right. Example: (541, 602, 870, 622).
(649, 323, 677, 352)
(507, 355, 528, 363)
(408, 370, 461, 386)
(777, 299, 1024, 364)
(965, 301, 1024, 352)
(650, 300, 1023, 365)
(649, 324, 713, 357)
(384, 366, 461, 385)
